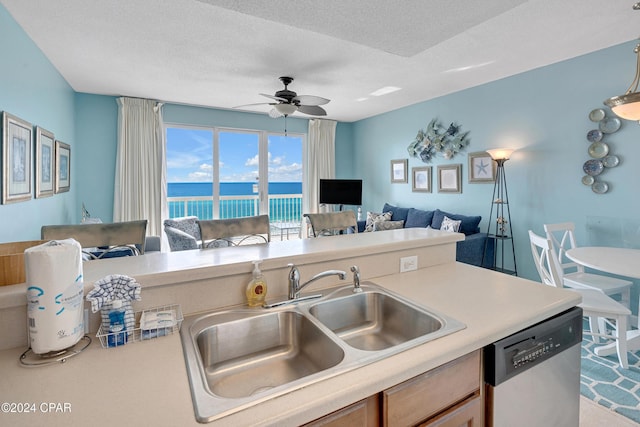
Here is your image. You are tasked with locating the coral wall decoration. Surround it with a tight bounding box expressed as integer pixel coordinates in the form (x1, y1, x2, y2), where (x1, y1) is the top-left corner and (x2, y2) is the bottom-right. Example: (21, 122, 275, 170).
(407, 118, 470, 163)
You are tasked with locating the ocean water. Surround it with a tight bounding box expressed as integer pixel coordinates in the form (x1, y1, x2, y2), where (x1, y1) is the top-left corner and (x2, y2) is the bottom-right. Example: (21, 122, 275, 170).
(167, 182, 302, 221)
(168, 182, 302, 197)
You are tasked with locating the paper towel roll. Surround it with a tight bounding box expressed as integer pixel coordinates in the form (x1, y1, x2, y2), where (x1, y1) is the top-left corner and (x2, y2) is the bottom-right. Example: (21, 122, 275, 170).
(25, 239, 84, 354)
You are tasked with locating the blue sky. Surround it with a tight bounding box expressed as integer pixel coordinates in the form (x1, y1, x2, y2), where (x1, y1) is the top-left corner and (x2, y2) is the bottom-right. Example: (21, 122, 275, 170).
(166, 127, 302, 183)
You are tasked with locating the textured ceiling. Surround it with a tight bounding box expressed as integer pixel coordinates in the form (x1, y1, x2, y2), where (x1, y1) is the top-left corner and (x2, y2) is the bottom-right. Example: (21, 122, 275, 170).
(1, 0, 638, 122)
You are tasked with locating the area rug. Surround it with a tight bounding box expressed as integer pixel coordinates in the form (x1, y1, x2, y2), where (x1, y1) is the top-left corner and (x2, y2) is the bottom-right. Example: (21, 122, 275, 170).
(581, 334, 640, 424)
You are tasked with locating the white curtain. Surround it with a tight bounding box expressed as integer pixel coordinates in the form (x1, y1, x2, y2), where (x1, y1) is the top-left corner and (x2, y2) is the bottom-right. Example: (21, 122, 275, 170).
(304, 119, 337, 223)
(113, 97, 167, 242)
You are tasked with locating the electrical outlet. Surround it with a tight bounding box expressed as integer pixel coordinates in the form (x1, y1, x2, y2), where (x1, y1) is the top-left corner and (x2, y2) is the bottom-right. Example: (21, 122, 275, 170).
(400, 255, 418, 272)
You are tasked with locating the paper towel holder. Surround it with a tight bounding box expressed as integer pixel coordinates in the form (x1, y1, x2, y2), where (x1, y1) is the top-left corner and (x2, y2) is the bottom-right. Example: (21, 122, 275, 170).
(19, 336, 91, 367)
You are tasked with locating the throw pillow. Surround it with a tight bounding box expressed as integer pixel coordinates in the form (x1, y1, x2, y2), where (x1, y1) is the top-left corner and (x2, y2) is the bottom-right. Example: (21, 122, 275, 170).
(431, 209, 481, 236)
(373, 220, 404, 231)
(364, 211, 392, 232)
(440, 215, 462, 233)
(405, 208, 435, 228)
(382, 203, 410, 223)
(164, 216, 201, 240)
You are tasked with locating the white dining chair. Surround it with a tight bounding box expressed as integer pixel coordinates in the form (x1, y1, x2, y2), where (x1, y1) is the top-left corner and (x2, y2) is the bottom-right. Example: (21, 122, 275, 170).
(529, 230, 630, 368)
(543, 222, 632, 309)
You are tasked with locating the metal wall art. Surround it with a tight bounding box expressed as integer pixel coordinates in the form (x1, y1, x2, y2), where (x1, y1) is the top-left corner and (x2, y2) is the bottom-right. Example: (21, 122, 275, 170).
(407, 118, 470, 163)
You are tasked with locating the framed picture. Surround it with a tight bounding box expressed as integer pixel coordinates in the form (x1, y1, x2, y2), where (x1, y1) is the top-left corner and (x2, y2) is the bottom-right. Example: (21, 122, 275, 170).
(468, 151, 496, 183)
(2, 112, 33, 204)
(391, 159, 408, 183)
(55, 140, 70, 193)
(35, 126, 55, 198)
(437, 164, 462, 193)
(412, 166, 432, 192)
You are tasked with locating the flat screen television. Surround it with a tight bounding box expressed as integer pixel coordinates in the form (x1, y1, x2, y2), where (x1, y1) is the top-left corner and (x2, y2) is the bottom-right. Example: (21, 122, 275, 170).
(319, 179, 363, 206)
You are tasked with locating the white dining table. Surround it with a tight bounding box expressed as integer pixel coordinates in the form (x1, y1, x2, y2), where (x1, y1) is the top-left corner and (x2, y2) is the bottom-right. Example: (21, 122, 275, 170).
(566, 246, 640, 359)
(565, 247, 640, 279)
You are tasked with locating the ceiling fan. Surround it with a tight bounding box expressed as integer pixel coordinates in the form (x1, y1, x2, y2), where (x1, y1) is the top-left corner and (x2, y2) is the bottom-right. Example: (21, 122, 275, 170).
(236, 76, 330, 118)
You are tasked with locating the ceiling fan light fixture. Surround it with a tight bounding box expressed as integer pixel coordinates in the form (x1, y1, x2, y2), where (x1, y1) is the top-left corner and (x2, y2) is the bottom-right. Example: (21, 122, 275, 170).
(274, 103, 297, 116)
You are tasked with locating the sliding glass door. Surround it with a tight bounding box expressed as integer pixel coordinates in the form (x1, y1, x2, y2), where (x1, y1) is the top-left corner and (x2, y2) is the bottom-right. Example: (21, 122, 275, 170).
(166, 126, 304, 225)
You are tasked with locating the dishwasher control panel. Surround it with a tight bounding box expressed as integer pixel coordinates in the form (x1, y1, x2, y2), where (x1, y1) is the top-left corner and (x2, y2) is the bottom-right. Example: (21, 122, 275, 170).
(484, 306, 583, 386)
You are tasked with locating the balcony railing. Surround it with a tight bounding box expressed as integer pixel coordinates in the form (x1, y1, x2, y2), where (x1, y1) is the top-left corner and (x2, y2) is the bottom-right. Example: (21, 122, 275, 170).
(167, 194, 303, 225)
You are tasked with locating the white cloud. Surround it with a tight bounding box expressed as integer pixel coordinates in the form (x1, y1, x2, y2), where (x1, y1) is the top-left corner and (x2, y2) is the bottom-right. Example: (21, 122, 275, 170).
(245, 154, 259, 167)
(187, 163, 214, 181)
(166, 152, 203, 169)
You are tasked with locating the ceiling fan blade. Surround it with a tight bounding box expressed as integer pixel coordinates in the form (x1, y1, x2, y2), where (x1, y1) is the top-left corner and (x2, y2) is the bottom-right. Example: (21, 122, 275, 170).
(233, 102, 274, 109)
(297, 105, 327, 116)
(293, 95, 330, 106)
(260, 93, 288, 102)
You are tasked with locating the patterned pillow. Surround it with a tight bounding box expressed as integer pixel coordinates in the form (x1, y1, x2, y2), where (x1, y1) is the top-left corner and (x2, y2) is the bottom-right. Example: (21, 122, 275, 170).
(440, 215, 462, 233)
(364, 211, 392, 232)
(373, 220, 404, 231)
(164, 216, 201, 240)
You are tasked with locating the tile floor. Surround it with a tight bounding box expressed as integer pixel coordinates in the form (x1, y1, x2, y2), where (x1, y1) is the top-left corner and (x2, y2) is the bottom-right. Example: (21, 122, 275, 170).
(580, 396, 639, 426)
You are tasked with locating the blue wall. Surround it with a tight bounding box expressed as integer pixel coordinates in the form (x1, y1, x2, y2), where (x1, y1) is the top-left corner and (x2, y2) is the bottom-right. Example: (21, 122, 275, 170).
(2, 1, 639, 286)
(0, 4, 76, 241)
(349, 41, 640, 282)
(42, 93, 353, 224)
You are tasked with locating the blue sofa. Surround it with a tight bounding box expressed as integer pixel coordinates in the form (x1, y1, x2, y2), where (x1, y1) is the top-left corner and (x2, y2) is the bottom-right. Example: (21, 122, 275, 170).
(357, 203, 494, 268)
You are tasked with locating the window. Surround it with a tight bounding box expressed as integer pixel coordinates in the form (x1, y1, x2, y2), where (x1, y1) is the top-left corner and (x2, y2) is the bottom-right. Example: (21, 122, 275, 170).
(166, 126, 304, 225)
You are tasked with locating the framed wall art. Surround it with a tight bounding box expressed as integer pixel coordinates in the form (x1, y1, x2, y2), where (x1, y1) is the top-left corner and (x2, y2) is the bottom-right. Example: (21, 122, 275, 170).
(391, 159, 408, 183)
(468, 151, 496, 183)
(437, 164, 462, 193)
(35, 126, 55, 198)
(412, 166, 432, 192)
(55, 140, 71, 193)
(2, 112, 33, 204)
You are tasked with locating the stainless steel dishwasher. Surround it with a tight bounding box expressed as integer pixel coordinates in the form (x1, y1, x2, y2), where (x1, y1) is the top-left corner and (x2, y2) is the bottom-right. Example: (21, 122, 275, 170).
(484, 306, 582, 427)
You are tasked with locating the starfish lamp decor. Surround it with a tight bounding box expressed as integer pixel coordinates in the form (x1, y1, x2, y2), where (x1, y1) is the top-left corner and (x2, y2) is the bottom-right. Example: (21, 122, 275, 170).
(407, 118, 470, 163)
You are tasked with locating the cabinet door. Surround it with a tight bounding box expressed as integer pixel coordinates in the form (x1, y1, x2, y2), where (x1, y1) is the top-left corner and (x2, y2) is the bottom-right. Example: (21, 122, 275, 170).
(418, 393, 483, 427)
(382, 350, 480, 426)
(304, 395, 380, 427)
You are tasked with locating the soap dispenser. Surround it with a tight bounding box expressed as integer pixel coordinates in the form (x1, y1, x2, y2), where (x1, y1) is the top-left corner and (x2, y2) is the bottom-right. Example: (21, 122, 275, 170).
(246, 260, 267, 307)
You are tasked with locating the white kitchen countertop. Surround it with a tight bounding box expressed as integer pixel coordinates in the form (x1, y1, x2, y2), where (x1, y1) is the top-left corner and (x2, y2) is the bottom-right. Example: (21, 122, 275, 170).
(0, 261, 580, 426)
(0, 228, 462, 310)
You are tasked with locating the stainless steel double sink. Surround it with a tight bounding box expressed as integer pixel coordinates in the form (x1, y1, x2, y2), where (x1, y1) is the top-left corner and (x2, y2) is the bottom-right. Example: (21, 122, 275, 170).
(180, 282, 465, 423)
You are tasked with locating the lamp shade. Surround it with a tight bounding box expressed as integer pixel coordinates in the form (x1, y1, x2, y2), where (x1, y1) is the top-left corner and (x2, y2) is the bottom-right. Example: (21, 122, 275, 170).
(604, 92, 640, 120)
(274, 103, 297, 116)
(486, 148, 514, 161)
(604, 41, 640, 121)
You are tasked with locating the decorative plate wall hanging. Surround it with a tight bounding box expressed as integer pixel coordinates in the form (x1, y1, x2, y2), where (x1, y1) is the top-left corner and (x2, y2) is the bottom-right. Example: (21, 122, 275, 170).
(582, 108, 621, 194)
(407, 118, 470, 163)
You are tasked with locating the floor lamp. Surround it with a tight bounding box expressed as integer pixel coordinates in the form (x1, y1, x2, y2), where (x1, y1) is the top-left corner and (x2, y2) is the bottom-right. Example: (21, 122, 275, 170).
(482, 148, 517, 276)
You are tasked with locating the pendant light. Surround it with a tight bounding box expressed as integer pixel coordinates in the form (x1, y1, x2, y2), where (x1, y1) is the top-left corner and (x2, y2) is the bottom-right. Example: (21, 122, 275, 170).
(603, 3, 640, 120)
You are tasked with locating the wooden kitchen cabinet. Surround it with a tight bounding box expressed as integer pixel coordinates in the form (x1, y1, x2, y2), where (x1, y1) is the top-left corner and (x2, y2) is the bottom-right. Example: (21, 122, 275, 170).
(383, 350, 481, 426)
(307, 350, 482, 427)
(418, 393, 482, 427)
(304, 395, 380, 427)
